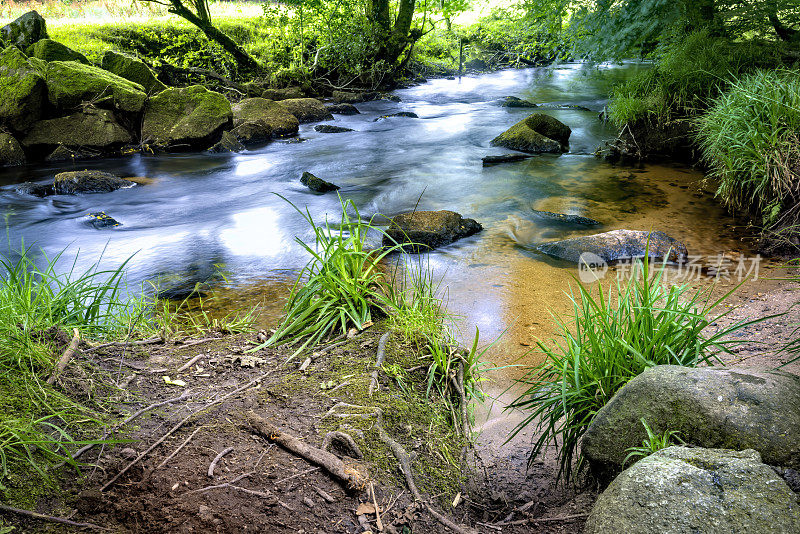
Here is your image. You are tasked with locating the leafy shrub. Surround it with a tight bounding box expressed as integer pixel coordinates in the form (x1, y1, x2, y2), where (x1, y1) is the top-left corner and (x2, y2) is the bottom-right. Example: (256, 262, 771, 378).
(696, 69, 800, 231)
(509, 256, 750, 482)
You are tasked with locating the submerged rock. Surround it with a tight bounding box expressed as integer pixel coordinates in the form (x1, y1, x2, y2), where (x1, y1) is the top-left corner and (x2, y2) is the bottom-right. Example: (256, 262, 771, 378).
(497, 96, 537, 108)
(326, 103, 360, 115)
(585, 447, 800, 534)
(383, 210, 482, 253)
(537, 229, 687, 264)
(530, 210, 600, 226)
(314, 124, 354, 133)
(232, 97, 299, 144)
(583, 366, 800, 477)
(85, 212, 122, 229)
(45, 145, 91, 162)
(141, 85, 232, 150)
(26, 39, 89, 64)
(373, 111, 419, 122)
(101, 50, 166, 95)
(491, 113, 571, 154)
(0, 46, 47, 132)
(482, 153, 533, 166)
(24, 109, 132, 152)
(277, 98, 333, 123)
(0, 133, 26, 167)
(44, 61, 148, 114)
(261, 87, 304, 101)
(15, 181, 53, 197)
(1, 10, 48, 49)
(300, 172, 340, 193)
(53, 170, 135, 195)
(208, 131, 244, 153)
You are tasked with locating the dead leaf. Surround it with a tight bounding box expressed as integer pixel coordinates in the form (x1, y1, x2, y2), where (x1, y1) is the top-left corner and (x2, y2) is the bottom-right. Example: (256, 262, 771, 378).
(356, 502, 376, 515)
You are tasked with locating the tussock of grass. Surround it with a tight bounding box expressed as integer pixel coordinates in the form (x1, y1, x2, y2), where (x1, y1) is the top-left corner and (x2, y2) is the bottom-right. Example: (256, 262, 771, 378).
(696, 69, 800, 231)
(509, 256, 753, 483)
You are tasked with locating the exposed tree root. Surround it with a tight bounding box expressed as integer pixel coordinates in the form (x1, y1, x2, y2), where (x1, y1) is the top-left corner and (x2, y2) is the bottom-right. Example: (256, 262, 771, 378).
(321, 431, 364, 459)
(0, 504, 104, 530)
(369, 332, 391, 397)
(246, 411, 368, 491)
(47, 328, 80, 385)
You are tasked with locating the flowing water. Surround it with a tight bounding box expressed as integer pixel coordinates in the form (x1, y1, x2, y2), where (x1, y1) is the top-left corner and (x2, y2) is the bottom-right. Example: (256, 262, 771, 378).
(0, 62, 752, 391)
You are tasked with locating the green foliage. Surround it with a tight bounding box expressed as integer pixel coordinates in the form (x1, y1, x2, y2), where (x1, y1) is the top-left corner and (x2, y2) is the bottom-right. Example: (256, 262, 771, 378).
(622, 418, 684, 467)
(608, 31, 785, 126)
(509, 255, 750, 483)
(696, 69, 800, 230)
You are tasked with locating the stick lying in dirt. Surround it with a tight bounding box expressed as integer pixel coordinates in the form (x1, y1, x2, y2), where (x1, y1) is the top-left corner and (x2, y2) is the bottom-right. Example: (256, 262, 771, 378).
(176, 353, 204, 373)
(208, 447, 234, 478)
(101, 371, 274, 491)
(82, 336, 163, 354)
(498, 512, 590, 526)
(246, 411, 368, 491)
(0, 504, 104, 530)
(154, 426, 202, 471)
(47, 328, 80, 385)
(72, 390, 194, 461)
(369, 332, 391, 397)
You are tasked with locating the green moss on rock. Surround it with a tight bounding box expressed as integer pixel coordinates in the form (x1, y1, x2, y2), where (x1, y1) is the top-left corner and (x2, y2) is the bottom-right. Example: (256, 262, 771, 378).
(44, 60, 147, 114)
(232, 97, 299, 144)
(0, 46, 46, 132)
(276, 98, 334, 123)
(101, 50, 166, 95)
(490, 112, 571, 154)
(1, 10, 48, 49)
(23, 108, 132, 151)
(25, 39, 89, 64)
(141, 85, 232, 150)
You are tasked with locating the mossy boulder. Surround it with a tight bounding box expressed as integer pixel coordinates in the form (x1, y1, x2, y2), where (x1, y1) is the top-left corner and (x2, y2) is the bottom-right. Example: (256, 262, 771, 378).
(23, 109, 132, 152)
(300, 171, 339, 193)
(208, 131, 244, 153)
(101, 50, 166, 95)
(585, 447, 800, 534)
(53, 170, 135, 195)
(0, 133, 25, 166)
(261, 87, 304, 101)
(277, 98, 333, 123)
(497, 96, 537, 108)
(25, 39, 88, 64)
(582, 366, 800, 479)
(326, 103, 360, 115)
(1, 11, 47, 49)
(490, 113, 571, 153)
(141, 85, 232, 150)
(536, 229, 688, 264)
(44, 61, 147, 114)
(383, 211, 483, 253)
(0, 46, 46, 132)
(231, 98, 299, 144)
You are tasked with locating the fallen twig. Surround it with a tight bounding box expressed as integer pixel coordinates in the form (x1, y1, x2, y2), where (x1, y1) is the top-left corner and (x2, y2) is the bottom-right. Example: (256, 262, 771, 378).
(0, 504, 104, 530)
(498, 512, 589, 526)
(313, 485, 336, 503)
(47, 328, 80, 384)
(246, 411, 368, 491)
(208, 447, 234, 478)
(83, 336, 163, 353)
(154, 426, 202, 471)
(101, 371, 274, 491)
(176, 354, 204, 373)
(72, 390, 193, 461)
(369, 332, 391, 397)
(275, 467, 320, 485)
(370, 482, 384, 532)
(178, 337, 218, 347)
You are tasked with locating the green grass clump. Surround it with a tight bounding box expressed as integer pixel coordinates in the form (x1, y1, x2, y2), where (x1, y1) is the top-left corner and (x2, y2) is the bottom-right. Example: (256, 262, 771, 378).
(696, 69, 800, 231)
(623, 418, 683, 468)
(509, 256, 751, 483)
(608, 31, 786, 126)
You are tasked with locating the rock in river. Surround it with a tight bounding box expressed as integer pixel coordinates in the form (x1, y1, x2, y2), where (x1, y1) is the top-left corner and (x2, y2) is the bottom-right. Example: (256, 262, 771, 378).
(208, 131, 244, 153)
(326, 103, 360, 115)
(491, 113, 571, 153)
(582, 366, 800, 477)
(0, 133, 26, 167)
(585, 446, 800, 534)
(530, 210, 600, 226)
(373, 112, 418, 121)
(382, 210, 482, 253)
(497, 96, 537, 108)
(277, 98, 334, 123)
(53, 170, 135, 195)
(482, 154, 533, 166)
(1, 10, 48, 49)
(261, 87, 304, 101)
(141, 85, 232, 150)
(232, 97, 299, 144)
(85, 212, 122, 229)
(24, 108, 132, 153)
(301, 172, 340, 193)
(314, 124, 354, 133)
(537, 229, 687, 264)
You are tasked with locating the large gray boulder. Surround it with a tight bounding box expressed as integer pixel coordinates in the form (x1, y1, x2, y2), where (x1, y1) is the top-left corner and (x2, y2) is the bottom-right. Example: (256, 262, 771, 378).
(0, 46, 46, 132)
(52, 170, 135, 195)
(585, 447, 800, 534)
(537, 229, 687, 264)
(101, 50, 166, 95)
(382, 211, 482, 253)
(277, 98, 333, 123)
(44, 61, 147, 114)
(491, 113, 571, 153)
(1, 11, 47, 49)
(141, 85, 232, 150)
(26, 39, 89, 64)
(231, 98, 299, 144)
(0, 133, 25, 166)
(23, 109, 132, 152)
(583, 366, 800, 476)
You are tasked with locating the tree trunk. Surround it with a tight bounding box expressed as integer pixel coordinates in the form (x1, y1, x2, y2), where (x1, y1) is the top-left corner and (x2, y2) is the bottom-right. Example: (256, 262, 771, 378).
(769, 13, 800, 42)
(371, 0, 391, 32)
